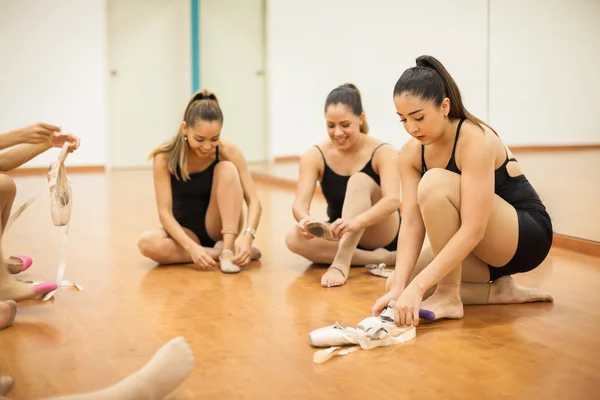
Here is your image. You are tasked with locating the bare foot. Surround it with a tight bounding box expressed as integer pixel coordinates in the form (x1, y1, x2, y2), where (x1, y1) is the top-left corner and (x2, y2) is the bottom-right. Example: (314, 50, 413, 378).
(489, 276, 554, 304)
(420, 287, 464, 321)
(0, 280, 57, 302)
(321, 264, 349, 287)
(0, 376, 14, 396)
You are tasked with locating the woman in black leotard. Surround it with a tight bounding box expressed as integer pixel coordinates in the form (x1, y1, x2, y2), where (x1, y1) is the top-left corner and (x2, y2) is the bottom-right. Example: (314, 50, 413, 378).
(137, 90, 262, 274)
(285, 83, 401, 287)
(372, 56, 554, 325)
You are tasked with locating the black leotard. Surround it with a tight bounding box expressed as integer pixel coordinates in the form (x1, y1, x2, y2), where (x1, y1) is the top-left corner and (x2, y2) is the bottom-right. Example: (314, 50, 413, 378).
(170, 146, 220, 248)
(314, 143, 400, 252)
(421, 119, 553, 280)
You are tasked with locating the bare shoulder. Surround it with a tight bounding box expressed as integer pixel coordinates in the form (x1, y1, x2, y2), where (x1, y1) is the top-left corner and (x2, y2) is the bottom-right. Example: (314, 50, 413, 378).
(152, 151, 169, 169)
(218, 140, 245, 162)
(299, 144, 325, 170)
(456, 120, 496, 159)
(398, 138, 422, 171)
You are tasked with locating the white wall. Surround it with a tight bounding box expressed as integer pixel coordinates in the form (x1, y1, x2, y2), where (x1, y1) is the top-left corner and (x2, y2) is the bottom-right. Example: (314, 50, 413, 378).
(267, 0, 600, 158)
(489, 0, 600, 145)
(0, 0, 108, 168)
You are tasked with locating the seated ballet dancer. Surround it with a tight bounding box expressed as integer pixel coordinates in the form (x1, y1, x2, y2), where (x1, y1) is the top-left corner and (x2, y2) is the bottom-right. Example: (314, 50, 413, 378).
(371, 56, 554, 326)
(285, 83, 401, 287)
(137, 90, 262, 274)
(0, 122, 79, 302)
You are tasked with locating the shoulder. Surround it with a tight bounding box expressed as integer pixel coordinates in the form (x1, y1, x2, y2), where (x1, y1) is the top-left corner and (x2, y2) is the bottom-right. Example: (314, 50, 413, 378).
(218, 140, 245, 162)
(457, 120, 495, 155)
(152, 151, 169, 169)
(299, 144, 325, 169)
(398, 138, 422, 169)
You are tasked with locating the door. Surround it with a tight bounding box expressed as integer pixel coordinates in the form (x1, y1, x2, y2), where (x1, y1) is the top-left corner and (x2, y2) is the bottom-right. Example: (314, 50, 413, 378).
(107, 0, 191, 169)
(199, 0, 268, 163)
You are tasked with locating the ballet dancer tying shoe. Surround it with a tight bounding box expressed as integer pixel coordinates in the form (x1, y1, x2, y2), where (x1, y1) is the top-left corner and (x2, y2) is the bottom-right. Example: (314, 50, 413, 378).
(372, 55, 553, 326)
(138, 90, 262, 274)
(0, 336, 194, 400)
(0, 122, 79, 301)
(285, 83, 401, 287)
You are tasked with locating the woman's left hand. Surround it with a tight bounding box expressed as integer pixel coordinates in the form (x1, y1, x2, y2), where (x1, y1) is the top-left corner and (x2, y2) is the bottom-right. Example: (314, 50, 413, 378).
(232, 236, 253, 266)
(329, 217, 363, 239)
(393, 283, 424, 327)
(49, 132, 81, 153)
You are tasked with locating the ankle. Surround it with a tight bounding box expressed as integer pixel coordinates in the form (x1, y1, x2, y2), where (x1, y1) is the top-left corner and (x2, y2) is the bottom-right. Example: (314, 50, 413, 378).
(435, 284, 461, 298)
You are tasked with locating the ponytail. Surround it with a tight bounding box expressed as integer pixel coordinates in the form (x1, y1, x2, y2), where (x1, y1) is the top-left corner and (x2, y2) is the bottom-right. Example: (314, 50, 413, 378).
(148, 89, 223, 181)
(393, 55, 497, 135)
(325, 83, 369, 134)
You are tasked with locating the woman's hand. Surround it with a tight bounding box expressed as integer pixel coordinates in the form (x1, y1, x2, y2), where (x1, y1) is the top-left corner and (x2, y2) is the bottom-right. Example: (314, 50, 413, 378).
(19, 122, 62, 144)
(392, 283, 424, 327)
(329, 217, 363, 239)
(232, 236, 253, 266)
(371, 286, 403, 316)
(49, 131, 81, 152)
(188, 244, 217, 269)
(297, 216, 315, 240)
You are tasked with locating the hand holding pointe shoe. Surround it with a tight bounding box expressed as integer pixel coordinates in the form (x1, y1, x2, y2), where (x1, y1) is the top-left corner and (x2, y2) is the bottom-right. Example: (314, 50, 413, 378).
(187, 244, 217, 269)
(49, 131, 81, 152)
(232, 237, 252, 267)
(392, 284, 424, 327)
(329, 217, 363, 239)
(371, 287, 403, 317)
(19, 122, 62, 144)
(297, 216, 316, 240)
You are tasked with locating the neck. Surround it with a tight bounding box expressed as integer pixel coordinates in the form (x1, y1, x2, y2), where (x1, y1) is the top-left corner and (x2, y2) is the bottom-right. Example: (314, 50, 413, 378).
(429, 119, 457, 150)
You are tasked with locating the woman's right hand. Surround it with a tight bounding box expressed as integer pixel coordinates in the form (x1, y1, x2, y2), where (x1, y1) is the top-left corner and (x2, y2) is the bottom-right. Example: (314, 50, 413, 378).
(297, 216, 315, 240)
(371, 286, 403, 316)
(19, 122, 62, 144)
(188, 244, 217, 268)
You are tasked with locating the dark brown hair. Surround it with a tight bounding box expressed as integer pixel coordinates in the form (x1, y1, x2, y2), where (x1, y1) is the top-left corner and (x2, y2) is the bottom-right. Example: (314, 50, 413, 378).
(324, 83, 369, 134)
(393, 55, 497, 135)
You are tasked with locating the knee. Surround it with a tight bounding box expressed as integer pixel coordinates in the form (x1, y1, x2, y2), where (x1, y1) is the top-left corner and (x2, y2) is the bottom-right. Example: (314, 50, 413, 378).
(285, 227, 304, 255)
(417, 168, 449, 209)
(0, 175, 17, 200)
(346, 172, 374, 195)
(137, 231, 158, 258)
(214, 161, 240, 184)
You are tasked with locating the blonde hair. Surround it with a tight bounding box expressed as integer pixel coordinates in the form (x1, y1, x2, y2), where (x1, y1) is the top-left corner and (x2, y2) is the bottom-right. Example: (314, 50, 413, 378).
(324, 83, 369, 134)
(149, 89, 223, 181)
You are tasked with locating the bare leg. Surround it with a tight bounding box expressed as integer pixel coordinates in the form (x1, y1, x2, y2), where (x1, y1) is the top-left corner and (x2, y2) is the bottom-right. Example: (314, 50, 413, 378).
(386, 245, 553, 304)
(137, 227, 221, 265)
(413, 168, 551, 320)
(320, 173, 400, 287)
(286, 228, 396, 266)
(0, 175, 30, 273)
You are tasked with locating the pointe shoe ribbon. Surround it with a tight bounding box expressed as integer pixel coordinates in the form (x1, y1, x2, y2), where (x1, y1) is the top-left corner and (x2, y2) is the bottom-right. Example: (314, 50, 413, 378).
(364, 263, 394, 278)
(5, 142, 82, 301)
(309, 306, 435, 363)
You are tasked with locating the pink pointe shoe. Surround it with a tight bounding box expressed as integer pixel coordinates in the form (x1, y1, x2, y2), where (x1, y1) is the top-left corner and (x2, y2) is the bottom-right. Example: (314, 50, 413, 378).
(47, 142, 72, 227)
(7, 255, 33, 274)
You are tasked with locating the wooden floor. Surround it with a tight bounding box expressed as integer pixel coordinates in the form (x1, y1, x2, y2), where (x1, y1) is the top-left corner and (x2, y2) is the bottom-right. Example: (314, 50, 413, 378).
(1, 170, 600, 399)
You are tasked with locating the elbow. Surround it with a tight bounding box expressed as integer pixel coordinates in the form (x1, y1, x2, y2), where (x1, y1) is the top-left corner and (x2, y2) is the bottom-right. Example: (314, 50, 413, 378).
(383, 195, 401, 213)
(461, 225, 486, 247)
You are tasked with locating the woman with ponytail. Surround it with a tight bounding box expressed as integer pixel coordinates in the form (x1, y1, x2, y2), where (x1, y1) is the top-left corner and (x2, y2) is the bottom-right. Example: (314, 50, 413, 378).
(286, 83, 401, 287)
(137, 90, 262, 274)
(372, 56, 553, 325)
